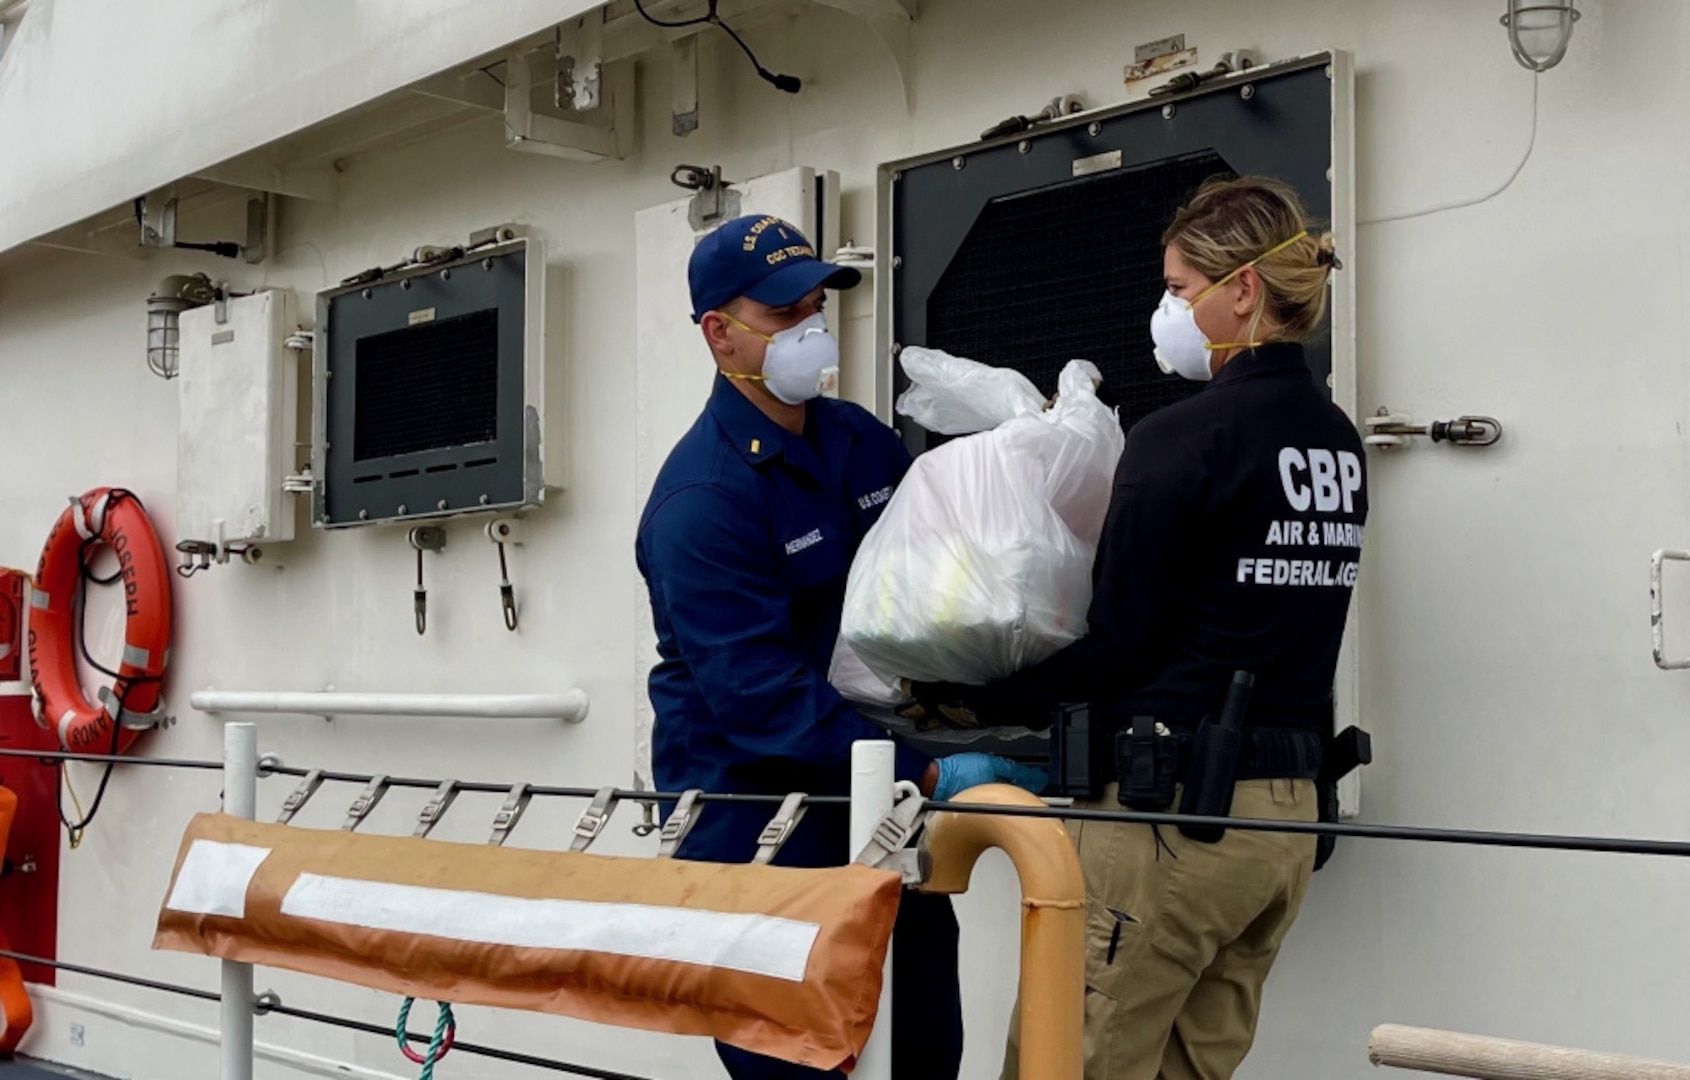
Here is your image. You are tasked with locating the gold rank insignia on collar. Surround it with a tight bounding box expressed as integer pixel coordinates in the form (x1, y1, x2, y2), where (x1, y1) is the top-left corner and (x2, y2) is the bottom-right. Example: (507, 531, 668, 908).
(750, 438, 761, 455)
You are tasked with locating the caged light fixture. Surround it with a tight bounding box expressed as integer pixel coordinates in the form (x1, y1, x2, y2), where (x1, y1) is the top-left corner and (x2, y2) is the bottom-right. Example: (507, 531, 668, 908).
(145, 273, 217, 379)
(1501, 0, 1580, 72)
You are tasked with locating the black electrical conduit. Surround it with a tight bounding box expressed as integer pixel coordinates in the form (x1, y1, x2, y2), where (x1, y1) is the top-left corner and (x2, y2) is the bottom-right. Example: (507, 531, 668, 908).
(8, 746, 1690, 859)
(0, 948, 660, 1080)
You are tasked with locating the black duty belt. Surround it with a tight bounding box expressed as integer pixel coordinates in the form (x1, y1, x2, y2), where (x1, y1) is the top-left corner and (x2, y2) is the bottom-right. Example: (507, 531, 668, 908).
(1119, 721, 1324, 782)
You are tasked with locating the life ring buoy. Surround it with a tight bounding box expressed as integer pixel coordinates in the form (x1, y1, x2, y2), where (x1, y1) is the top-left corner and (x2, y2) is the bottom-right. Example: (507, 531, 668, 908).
(29, 488, 172, 753)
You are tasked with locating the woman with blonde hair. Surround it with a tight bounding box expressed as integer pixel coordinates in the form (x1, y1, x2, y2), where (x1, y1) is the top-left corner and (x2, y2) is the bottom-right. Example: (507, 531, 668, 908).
(912, 175, 1367, 1079)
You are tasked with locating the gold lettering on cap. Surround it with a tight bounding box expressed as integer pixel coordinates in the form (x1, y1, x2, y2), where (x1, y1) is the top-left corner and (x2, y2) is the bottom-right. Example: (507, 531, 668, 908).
(764, 245, 816, 266)
(743, 216, 783, 251)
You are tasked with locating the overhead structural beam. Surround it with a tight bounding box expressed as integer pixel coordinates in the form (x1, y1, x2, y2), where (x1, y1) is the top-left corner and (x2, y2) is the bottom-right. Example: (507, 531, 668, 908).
(26, 231, 154, 261)
(409, 69, 507, 114)
(193, 155, 339, 203)
(26, 200, 153, 260)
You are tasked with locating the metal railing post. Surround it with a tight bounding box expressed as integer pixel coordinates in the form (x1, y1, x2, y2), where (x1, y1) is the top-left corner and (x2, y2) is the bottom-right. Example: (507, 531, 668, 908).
(849, 741, 896, 1080)
(221, 722, 257, 1080)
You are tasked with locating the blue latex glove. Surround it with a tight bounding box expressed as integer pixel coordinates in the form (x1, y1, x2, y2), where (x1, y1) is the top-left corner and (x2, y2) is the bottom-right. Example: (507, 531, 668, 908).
(933, 753, 1049, 801)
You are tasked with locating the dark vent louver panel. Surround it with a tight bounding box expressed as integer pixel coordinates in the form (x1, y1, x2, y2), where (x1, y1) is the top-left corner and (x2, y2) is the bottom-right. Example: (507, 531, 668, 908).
(926, 152, 1231, 430)
(353, 310, 500, 462)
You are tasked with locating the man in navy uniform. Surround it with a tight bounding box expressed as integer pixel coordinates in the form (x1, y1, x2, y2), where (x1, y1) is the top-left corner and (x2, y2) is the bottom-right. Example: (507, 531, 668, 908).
(636, 214, 1044, 1079)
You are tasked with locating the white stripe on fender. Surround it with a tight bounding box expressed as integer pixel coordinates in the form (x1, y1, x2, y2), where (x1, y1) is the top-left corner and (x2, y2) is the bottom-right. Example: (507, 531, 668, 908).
(166, 840, 274, 918)
(280, 874, 822, 983)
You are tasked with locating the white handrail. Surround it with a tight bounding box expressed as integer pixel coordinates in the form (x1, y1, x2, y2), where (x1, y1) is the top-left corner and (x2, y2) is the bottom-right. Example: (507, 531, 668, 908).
(1370, 1024, 1690, 1079)
(190, 690, 590, 724)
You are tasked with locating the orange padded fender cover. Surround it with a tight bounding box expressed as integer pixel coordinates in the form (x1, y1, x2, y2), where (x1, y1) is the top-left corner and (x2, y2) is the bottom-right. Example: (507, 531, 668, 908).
(0, 786, 34, 1054)
(153, 814, 901, 1071)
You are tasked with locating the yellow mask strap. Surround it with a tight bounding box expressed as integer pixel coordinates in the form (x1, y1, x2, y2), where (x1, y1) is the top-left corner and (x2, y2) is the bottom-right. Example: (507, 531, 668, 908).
(714, 310, 775, 383)
(715, 310, 776, 344)
(1188, 230, 1309, 352)
(1189, 230, 1310, 307)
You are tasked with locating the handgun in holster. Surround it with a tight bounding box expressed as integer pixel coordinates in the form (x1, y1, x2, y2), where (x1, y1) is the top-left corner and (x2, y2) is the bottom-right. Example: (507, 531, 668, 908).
(1313, 724, 1373, 871)
(1175, 670, 1255, 842)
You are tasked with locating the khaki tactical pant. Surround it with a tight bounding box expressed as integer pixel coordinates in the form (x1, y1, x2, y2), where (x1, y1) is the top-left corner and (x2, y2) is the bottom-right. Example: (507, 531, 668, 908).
(1002, 779, 1318, 1080)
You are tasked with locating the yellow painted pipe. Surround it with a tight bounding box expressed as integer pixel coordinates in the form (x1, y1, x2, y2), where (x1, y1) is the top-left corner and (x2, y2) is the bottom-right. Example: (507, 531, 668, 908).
(920, 783, 1085, 1080)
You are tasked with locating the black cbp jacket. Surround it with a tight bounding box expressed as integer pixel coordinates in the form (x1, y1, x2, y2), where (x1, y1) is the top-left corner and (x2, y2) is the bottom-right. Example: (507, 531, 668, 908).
(993, 342, 1368, 735)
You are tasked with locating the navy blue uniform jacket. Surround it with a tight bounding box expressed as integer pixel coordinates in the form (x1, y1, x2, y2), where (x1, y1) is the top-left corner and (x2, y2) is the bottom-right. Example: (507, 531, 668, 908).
(637, 376, 931, 865)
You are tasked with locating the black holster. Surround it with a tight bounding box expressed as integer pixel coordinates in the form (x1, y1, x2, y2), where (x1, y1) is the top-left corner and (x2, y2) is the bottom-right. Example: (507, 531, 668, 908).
(1313, 725, 1373, 872)
(1047, 703, 1114, 800)
(1176, 719, 1243, 842)
(1176, 671, 1254, 843)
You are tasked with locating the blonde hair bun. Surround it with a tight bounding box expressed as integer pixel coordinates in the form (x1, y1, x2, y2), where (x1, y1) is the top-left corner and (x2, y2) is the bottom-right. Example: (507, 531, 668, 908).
(1162, 176, 1334, 342)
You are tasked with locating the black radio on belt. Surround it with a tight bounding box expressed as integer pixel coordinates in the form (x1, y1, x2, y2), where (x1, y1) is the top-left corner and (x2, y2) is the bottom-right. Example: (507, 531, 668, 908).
(1116, 715, 1180, 811)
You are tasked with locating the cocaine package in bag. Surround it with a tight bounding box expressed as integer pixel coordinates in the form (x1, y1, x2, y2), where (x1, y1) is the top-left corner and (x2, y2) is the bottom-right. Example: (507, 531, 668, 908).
(835, 349, 1124, 689)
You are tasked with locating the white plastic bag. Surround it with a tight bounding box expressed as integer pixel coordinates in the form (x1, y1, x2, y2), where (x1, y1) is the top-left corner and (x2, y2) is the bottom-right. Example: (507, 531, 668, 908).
(839, 357, 1124, 686)
(894, 347, 1046, 435)
(828, 636, 909, 707)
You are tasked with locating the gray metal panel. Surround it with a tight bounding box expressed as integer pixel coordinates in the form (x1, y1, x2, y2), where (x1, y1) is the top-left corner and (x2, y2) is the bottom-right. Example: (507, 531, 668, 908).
(888, 54, 1336, 454)
(317, 243, 530, 527)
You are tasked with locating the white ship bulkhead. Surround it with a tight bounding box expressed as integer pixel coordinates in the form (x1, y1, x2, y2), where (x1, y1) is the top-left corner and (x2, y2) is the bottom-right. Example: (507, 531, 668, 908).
(2, 1, 1689, 1077)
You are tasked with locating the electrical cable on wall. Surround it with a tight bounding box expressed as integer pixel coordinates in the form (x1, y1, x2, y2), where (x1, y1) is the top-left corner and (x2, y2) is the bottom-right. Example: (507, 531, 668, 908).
(633, 0, 801, 94)
(1360, 72, 1539, 226)
(131, 198, 241, 259)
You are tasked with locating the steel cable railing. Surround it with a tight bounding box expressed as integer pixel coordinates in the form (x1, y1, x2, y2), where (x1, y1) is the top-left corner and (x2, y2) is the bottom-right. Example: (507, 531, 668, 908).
(6, 746, 1690, 857)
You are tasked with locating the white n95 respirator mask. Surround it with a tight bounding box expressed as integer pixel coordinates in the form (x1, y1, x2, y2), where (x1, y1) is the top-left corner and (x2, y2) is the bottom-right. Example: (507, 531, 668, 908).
(721, 311, 840, 404)
(1148, 230, 1312, 382)
(1149, 291, 1217, 383)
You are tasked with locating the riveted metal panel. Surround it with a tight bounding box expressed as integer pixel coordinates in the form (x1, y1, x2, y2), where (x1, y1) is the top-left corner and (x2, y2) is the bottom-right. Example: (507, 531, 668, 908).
(886, 53, 1340, 455)
(315, 241, 534, 527)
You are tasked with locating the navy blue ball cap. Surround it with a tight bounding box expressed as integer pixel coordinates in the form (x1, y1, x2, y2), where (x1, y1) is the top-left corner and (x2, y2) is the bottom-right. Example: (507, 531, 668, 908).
(688, 213, 861, 322)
